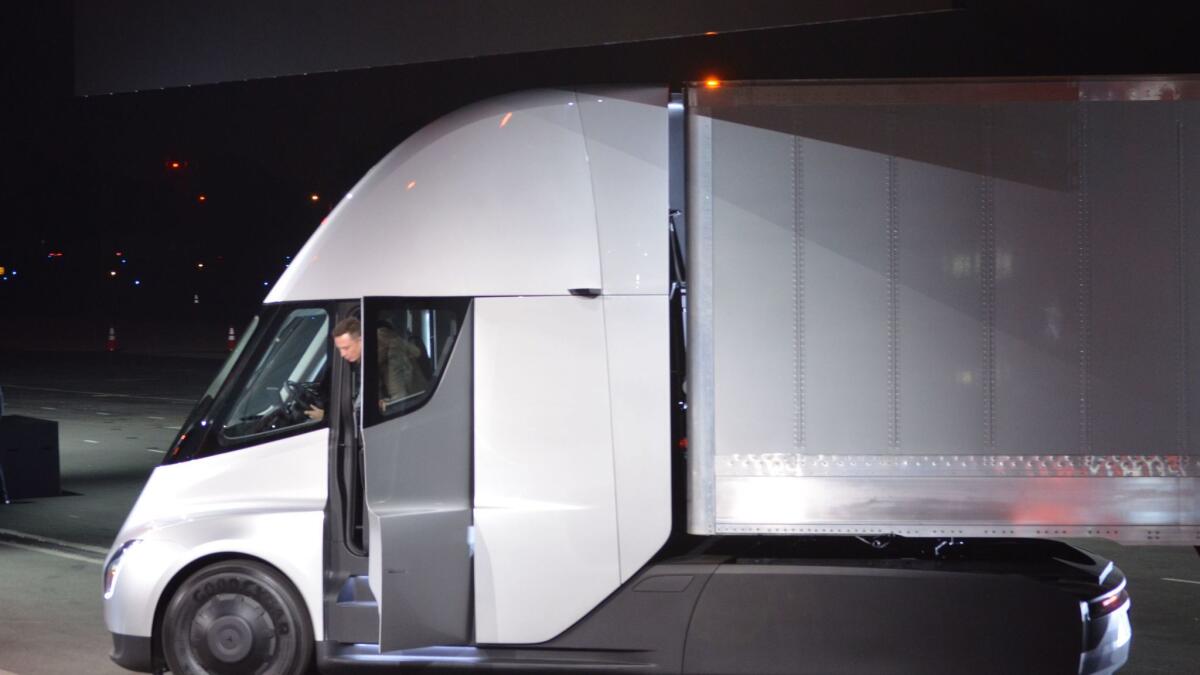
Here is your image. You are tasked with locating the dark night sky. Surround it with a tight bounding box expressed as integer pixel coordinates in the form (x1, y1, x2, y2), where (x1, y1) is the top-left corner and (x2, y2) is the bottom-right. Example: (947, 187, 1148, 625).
(3, 1, 1199, 335)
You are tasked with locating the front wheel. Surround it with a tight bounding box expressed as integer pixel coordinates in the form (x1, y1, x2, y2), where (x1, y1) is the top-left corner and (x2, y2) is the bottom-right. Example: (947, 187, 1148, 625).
(162, 560, 313, 675)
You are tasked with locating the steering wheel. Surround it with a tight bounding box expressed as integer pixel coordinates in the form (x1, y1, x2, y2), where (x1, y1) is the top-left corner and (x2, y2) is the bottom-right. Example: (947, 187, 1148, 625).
(282, 380, 325, 423)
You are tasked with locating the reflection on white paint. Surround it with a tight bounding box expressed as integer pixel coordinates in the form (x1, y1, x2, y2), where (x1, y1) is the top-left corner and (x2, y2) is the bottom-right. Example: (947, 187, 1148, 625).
(1114, 615, 1132, 648)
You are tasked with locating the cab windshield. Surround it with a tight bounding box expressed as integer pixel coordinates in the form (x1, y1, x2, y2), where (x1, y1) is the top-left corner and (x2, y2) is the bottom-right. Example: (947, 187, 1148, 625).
(220, 308, 330, 439)
(202, 316, 260, 401)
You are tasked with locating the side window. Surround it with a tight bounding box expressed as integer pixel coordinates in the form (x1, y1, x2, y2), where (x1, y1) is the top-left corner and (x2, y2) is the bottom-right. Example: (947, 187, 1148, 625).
(364, 298, 469, 425)
(219, 307, 330, 441)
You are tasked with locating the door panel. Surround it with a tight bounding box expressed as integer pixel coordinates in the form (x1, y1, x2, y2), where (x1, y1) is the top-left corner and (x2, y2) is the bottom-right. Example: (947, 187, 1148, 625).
(363, 302, 473, 651)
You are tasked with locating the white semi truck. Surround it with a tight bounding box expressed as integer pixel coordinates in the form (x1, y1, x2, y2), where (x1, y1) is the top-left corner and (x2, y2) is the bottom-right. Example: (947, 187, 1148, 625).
(104, 77, 1200, 674)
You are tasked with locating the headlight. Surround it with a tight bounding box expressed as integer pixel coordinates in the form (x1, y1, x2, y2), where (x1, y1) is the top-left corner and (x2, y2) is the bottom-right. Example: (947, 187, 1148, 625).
(103, 540, 141, 600)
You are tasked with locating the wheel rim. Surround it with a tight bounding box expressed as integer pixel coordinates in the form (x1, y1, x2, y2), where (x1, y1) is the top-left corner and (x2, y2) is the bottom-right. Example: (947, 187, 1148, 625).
(206, 613, 256, 663)
(188, 592, 285, 674)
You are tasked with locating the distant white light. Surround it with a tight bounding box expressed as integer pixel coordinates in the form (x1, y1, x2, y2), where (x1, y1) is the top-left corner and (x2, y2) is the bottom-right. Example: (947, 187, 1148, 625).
(134, 280, 141, 286)
(667, 102, 683, 110)
(262, 282, 269, 287)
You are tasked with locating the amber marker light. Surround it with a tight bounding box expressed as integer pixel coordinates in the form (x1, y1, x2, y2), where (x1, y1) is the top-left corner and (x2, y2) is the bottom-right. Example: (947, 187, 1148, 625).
(500, 112, 513, 128)
(705, 31, 718, 36)
(704, 77, 721, 88)
(198, 194, 207, 202)
(310, 194, 320, 202)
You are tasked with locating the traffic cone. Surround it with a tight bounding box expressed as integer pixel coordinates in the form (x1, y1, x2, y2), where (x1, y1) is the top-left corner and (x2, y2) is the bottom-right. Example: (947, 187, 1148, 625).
(106, 326, 118, 352)
(227, 326, 237, 352)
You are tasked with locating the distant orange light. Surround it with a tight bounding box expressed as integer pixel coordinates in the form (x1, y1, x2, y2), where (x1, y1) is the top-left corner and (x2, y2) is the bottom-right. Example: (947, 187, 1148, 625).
(198, 194, 206, 202)
(167, 160, 183, 170)
(310, 194, 320, 202)
(109, 270, 117, 277)
(406, 180, 416, 190)
(500, 112, 513, 128)
(704, 78, 721, 88)
(197, 263, 205, 269)
(705, 31, 718, 36)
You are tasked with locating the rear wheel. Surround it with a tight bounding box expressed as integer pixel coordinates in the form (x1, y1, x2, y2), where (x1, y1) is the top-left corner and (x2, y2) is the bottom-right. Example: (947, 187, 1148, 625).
(162, 560, 313, 675)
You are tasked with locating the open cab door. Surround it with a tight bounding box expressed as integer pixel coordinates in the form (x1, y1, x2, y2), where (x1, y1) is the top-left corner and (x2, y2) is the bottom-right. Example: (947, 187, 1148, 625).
(359, 297, 474, 651)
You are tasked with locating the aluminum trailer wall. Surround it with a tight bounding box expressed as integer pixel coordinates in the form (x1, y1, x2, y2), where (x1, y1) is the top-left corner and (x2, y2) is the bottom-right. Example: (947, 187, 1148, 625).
(687, 78, 1200, 544)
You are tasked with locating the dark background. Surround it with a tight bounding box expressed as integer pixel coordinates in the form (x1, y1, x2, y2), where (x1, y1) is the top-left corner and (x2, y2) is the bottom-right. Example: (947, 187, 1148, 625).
(3, 1, 1199, 351)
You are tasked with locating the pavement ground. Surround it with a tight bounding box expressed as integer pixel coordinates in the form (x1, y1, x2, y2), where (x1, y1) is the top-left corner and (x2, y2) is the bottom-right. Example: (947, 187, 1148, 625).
(1, 352, 214, 674)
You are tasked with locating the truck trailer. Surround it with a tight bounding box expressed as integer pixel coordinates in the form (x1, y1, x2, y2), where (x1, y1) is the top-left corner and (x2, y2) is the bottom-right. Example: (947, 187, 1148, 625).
(103, 77, 1200, 674)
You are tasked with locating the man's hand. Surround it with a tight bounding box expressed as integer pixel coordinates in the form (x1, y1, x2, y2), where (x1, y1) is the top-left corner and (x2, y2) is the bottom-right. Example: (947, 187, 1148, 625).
(305, 405, 324, 422)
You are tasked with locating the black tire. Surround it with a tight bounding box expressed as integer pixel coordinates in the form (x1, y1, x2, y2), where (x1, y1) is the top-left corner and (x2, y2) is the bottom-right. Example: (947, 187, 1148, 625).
(162, 560, 314, 675)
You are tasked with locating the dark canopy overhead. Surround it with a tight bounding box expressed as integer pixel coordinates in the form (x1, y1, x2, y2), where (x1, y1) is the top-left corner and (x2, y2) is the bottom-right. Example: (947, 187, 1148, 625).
(73, 0, 953, 96)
